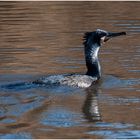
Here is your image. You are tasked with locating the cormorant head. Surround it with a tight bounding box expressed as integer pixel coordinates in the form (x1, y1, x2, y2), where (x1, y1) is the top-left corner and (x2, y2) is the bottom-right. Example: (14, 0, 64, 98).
(84, 29, 126, 46)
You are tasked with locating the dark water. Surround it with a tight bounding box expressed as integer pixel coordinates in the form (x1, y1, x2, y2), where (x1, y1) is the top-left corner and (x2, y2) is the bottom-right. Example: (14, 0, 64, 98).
(0, 1, 140, 139)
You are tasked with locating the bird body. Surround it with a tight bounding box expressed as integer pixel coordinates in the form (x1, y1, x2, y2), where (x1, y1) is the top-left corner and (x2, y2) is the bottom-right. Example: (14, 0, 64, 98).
(33, 74, 97, 88)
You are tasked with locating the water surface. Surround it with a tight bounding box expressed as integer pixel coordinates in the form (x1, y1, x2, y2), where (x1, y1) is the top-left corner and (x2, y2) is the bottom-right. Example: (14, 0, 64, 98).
(0, 1, 140, 139)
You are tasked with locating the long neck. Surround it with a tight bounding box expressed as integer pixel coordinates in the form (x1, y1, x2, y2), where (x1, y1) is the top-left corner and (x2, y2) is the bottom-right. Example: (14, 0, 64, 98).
(84, 43, 101, 79)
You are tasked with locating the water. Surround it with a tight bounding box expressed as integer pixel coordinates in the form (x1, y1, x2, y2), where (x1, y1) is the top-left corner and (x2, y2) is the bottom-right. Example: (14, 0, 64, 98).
(0, 1, 140, 139)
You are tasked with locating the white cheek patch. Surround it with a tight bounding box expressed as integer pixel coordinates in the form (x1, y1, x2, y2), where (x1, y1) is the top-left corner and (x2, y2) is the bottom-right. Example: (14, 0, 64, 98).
(101, 36, 106, 42)
(101, 36, 106, 44)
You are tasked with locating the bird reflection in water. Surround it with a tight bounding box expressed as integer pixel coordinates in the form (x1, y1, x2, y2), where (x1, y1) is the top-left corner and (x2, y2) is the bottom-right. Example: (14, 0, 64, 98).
(82, 81, 101, 122)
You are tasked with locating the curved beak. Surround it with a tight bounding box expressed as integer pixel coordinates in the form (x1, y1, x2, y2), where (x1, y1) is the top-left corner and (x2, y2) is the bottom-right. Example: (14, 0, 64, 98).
(103, 31, 126, 42)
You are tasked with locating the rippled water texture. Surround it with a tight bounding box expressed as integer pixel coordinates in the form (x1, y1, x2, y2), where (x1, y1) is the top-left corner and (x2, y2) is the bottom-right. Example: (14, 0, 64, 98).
(0, 1, 140, 139)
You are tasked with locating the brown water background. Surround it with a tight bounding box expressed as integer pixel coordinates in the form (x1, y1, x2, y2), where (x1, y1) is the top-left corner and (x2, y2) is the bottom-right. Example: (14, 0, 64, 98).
(0, 1, 140, 139)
